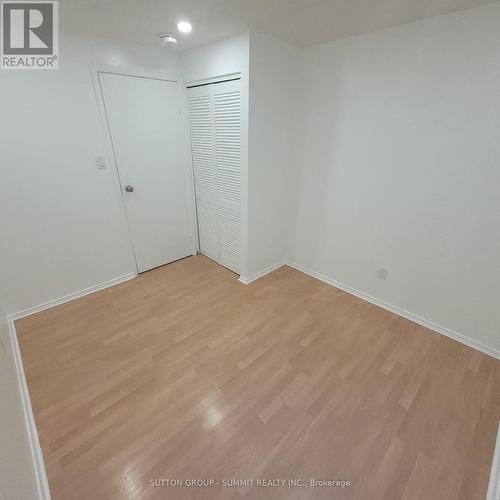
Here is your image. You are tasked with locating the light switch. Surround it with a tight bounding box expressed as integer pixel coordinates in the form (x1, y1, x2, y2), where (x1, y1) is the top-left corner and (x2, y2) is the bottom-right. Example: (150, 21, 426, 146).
(96, 156, 106, 169)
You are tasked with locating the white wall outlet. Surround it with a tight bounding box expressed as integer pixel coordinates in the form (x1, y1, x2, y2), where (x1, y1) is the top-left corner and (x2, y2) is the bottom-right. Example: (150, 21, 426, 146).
(96, 156, 106, 169)
(377, 267, 388, 280)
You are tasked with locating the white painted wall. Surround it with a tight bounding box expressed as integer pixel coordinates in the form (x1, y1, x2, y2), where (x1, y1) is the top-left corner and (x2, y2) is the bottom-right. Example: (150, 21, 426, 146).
(246, 33, 299, 278)
(1, 6, 499, 358)
(180, 34, 250, 276)
(0, 32, 180, 315)
(290, 3, 500, 354)
(181, 32, 298, 279)
(0, 297, 38, 499)
(180, 33, 249, 84)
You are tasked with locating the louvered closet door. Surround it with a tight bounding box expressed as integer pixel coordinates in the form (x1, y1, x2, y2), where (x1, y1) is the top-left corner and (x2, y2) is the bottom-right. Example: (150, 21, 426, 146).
(213, 80, 241, 273)
(187, 79, 242, 274)
(186, 85, 219, 261)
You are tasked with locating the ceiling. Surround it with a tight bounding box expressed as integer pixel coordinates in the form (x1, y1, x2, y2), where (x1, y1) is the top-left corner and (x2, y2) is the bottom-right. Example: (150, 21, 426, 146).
(61, 0, 498, 50)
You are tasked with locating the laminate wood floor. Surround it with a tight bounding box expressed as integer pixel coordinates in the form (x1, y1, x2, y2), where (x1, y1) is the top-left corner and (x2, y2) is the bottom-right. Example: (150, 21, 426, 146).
(16, 256, 500, 500)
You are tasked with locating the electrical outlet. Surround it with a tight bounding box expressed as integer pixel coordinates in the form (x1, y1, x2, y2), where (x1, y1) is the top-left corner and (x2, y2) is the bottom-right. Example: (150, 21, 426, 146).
(377, 267, 388, 280)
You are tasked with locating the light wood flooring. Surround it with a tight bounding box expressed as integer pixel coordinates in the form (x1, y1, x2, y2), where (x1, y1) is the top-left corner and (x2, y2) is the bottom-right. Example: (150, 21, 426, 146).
(16, 256, 500, 499)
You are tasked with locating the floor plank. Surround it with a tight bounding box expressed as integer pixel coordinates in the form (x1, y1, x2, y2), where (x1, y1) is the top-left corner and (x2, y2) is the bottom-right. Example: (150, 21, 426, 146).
(16, 256, 500, 499)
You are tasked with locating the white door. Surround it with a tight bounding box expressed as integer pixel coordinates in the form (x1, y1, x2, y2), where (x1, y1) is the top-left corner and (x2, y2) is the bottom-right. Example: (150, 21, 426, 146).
(187, 79, 242, 274)
(99, 72, 194, 273)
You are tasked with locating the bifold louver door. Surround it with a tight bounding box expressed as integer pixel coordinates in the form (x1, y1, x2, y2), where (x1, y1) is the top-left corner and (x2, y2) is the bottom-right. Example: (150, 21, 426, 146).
(187, 79, 241, 274)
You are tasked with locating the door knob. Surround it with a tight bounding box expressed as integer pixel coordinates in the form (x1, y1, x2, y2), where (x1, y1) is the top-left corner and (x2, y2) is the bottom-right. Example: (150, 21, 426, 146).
(125, 185, 134, 193)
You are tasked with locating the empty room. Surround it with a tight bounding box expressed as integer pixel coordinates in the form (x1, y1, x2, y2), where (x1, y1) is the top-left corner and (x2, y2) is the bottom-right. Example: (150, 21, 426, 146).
(1, 0, 499, 499)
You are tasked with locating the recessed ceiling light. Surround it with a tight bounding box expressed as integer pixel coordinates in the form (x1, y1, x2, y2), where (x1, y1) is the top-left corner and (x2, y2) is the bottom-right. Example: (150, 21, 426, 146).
(159, 34, 177, 45)
(177, 21, 192, 33)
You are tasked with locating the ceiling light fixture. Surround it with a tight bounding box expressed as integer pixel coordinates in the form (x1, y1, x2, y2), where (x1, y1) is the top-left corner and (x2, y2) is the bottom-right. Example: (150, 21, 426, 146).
(177, 21, 192, 33)
(159, 34, 177, 45)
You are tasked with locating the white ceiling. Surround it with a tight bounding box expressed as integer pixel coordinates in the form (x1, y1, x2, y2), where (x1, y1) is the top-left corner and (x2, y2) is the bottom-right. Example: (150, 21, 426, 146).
(61, 0, 498, 49)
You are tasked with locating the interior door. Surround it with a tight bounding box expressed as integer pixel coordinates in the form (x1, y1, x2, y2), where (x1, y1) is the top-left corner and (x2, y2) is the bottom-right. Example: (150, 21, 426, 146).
(99, 72, 194, 273)
(187, 79, 242, 274)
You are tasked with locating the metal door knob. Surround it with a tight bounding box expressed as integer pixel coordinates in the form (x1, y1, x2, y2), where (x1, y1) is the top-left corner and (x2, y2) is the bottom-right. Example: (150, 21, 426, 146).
(125, 185, 134, 193)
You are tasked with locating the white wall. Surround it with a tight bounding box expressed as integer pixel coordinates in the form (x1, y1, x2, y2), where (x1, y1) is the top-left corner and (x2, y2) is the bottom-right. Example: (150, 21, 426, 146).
(0, 33, 180, 315)
(246, 33, 299, 278)
(290, 3, 500, 354)
(180, 34, 250, 276)
(181, 33, 249, 84)
(2, 6, 499, 359)
(0, 32, 251, 311)
(180, 32, 298, 279)
(0, 296, 38, 499)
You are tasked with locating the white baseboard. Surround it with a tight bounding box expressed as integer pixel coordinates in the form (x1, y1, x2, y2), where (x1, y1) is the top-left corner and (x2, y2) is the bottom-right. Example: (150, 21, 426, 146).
(287, 261, 500, 360)
(238, 261, 286, 285)
(9, 273, 136, 321)
(5, 271, 135, 499)
(488, 423, 500, 500)
(8, 318, 51, 500)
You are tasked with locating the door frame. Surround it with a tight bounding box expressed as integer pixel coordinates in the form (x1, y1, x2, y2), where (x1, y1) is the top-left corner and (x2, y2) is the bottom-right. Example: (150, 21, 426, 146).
(90, 64, 200, 274)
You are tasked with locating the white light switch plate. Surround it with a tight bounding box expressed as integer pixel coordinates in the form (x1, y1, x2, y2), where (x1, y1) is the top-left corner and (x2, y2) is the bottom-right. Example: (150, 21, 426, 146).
(96, 156, 106, 169)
